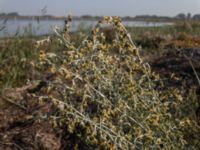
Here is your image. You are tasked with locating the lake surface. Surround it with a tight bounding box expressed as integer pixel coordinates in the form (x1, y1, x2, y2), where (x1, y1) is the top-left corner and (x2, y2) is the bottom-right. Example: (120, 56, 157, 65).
(0, 19, 173, 37)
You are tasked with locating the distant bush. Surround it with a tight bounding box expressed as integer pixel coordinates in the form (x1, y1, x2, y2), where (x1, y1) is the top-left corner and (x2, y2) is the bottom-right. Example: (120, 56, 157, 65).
(135, 32, 166, 49)
(193, 14, 200, 20)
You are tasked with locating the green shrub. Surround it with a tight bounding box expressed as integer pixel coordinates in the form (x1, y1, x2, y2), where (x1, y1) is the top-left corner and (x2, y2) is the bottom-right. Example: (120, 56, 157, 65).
(34, 16, 199, 149)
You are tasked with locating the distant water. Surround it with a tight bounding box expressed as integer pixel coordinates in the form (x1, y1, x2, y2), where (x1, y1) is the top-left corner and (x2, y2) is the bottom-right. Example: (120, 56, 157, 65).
(0, 19, 173, 38)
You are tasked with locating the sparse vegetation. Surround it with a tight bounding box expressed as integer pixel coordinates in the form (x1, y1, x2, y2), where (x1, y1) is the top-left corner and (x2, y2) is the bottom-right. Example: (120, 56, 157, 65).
(0, 16, 199, 149)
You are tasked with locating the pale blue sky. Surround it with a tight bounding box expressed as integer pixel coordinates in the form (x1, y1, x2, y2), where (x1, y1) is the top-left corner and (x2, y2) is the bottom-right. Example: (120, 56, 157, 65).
(0, 0, 200, 16)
